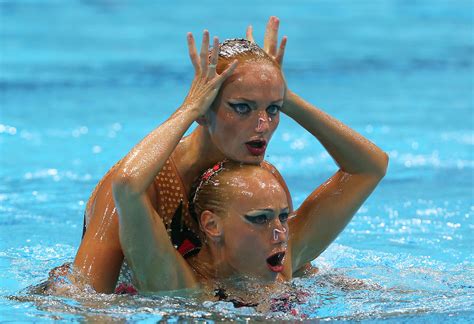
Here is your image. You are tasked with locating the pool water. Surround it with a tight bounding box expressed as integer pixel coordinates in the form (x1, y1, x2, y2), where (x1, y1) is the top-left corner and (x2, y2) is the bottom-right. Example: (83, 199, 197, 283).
(1, 0, 473, 322)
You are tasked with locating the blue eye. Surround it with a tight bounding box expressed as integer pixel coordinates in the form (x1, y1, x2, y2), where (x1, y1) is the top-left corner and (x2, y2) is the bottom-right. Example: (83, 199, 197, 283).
(266, 105, 281, 116)
(229, 103, 251, 115)
(245, 214, 268, 224)
(279, 213, 289, 222)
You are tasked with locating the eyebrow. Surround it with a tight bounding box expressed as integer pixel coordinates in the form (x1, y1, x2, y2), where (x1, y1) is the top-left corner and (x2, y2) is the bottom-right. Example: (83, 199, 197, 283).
(230, 98, 284, 105)
(247, 207, 290, 214)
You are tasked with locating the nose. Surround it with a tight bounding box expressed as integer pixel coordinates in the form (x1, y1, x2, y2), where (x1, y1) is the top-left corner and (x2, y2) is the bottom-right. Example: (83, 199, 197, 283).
(255, 114, 270, 133)
(271, 221, 288, 243)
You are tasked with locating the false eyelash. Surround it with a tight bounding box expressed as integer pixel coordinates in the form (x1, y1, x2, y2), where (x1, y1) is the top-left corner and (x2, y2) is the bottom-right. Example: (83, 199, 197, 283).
(244, 214, 268, 224)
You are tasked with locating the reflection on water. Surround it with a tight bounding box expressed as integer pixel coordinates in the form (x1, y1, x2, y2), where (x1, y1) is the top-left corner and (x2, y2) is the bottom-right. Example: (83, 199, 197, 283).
(4, 242, 473, 321)
(1, 0, 473, 321)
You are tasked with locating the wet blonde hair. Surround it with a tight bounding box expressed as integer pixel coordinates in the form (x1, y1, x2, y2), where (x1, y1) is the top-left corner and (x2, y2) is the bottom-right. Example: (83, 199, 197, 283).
(188, 161, 275, 228)
(214, 38, 280, 74)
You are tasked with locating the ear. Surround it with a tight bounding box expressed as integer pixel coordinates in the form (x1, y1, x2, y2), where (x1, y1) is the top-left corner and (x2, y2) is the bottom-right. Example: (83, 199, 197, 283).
(196, 108, 215, 127)
(200, 210, 223, 242)
(196, 115, 208, 127)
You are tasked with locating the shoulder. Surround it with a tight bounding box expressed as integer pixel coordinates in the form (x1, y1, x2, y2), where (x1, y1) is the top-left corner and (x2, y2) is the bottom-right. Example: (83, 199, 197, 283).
(84, 160, 121, 223)
(85, 159, 160, 224)
(260, 160, 285, 181)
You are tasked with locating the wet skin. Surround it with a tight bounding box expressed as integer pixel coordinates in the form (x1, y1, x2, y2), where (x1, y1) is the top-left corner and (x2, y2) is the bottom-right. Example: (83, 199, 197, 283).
(204, 62, 285, 164)
(70, 60, 292, 294)
(108, 18, 389, 295)
(189, 166, 291, 284)
(217, 169, 289, 281)
(69, 20, 388, 295)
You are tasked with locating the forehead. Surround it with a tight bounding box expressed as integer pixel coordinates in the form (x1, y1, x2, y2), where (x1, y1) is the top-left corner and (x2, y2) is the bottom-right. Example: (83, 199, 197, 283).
(221, 62, 284, 100)
(224, 168, 288, 212)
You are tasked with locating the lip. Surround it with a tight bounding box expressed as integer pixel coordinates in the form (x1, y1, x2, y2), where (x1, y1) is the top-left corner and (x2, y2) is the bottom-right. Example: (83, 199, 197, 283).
(245, 139, 267, 156)
(267, 264, 284, 273)
(266, 250, 286, 273)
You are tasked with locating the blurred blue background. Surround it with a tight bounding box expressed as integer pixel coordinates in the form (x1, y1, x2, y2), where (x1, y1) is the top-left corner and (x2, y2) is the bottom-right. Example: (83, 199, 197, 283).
(0, 0, 473, 321)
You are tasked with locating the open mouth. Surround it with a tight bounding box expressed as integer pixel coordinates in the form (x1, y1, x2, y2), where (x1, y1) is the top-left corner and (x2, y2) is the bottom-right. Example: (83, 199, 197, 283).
(266, 251, 285, 272)
(245, 140, 267, 156)
(246, 140, 266, 148)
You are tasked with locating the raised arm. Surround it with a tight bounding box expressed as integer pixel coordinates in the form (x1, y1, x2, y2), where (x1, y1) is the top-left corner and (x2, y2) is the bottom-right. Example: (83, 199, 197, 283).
(112, 32, 237, 292)
(249, 17, 388, 272)
(284, 91, 388, 272)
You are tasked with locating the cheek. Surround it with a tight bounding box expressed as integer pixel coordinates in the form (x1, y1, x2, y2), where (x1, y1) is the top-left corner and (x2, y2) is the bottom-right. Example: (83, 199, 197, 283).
(215, 115, 245, 142)
(267, 114, 280, 135)
(227, 227, 262, 254)
(271, 114, 280, 128)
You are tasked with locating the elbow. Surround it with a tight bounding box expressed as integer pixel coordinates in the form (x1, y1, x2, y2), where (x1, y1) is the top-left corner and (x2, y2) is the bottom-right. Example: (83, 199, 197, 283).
(112, 169, 140, 202)
(375, 151, 389, 179)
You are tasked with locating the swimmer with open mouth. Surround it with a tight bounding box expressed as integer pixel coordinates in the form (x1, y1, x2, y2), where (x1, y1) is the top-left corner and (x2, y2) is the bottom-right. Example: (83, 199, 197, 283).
(51, 17, 387, 301)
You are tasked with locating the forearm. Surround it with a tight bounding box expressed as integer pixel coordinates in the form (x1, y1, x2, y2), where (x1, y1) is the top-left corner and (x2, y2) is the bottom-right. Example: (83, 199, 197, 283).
(283, 90, 388, 176)
(116, 192, 197, 292)
(114, 105, 200, 196)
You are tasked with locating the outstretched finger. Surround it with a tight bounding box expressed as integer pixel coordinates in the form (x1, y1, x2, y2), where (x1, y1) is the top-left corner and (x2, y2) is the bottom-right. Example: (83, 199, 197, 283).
(200, 30, 210, 75)
(246, 25, 255, 43)
(187, 32, 200, 74)
(263, 16, 279, 57)
(208, 36, 219, 78)
(275, 36, 287, 66)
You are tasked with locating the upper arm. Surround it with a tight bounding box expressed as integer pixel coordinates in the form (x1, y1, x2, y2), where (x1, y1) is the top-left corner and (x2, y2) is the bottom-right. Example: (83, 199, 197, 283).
(113, 181, 198, 293)
(74, 171, 124, 293)
(289, 170, 384, 272)
(74, 166, 161, 293)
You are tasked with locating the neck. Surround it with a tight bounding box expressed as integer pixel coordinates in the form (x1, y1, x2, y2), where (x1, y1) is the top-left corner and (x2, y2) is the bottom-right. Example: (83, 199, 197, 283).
(192, 245, 285, 295)
(190, 243, 288, 291)
(190, 243, 237, 282)
(176, 126, 227, 192)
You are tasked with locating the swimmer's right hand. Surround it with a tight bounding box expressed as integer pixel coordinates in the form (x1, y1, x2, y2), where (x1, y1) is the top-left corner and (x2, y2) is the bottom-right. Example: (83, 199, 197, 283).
(182, 30, 238, 117)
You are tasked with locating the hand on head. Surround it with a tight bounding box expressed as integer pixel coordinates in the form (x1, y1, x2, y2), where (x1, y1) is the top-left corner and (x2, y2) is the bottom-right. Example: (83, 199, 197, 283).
(183, 30, 238, 117)
(246, 16, 289, 113)
(185, 33, 285, 164)
(246, 16, 287, 66)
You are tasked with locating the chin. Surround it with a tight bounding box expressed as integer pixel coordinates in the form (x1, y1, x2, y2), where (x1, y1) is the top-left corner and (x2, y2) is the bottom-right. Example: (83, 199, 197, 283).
(219, 145, 266, 165)
(260, 271, 279, 282)
(236, 154, 265, 165)
(253, 267, 279, 281)
(246, 157, 264, 165)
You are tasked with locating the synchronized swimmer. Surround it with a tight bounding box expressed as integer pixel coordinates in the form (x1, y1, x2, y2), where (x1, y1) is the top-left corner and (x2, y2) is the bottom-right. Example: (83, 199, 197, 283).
(44, 17, 388, 305)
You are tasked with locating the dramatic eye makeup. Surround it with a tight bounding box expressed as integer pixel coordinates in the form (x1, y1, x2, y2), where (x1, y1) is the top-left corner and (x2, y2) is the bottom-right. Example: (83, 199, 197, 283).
(228, 99, 282, 116)
(266, 104, 281, 116)
(278, 212, 289, 222)
(243, 208, 290, 225)
(228, 102, 251, 115)
(244, 214, 268, 224)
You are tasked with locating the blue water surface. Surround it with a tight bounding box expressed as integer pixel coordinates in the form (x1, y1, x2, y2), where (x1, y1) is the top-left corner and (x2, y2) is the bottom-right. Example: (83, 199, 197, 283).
(1, 0, 473, 322)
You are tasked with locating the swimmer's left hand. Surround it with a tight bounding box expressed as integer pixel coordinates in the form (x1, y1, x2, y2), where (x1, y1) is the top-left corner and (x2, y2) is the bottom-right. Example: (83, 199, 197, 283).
(246, 16, 287, 66)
